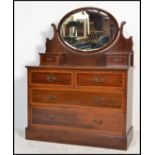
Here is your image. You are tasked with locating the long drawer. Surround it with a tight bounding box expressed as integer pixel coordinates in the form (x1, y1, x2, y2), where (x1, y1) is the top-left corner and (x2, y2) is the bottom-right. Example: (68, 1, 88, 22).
(31, 106, 124, 135)
(30, 89, 123, 109)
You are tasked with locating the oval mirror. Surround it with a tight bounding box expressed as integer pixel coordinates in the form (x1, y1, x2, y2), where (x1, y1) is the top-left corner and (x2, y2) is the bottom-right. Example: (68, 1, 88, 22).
(58, 7, 119, 53)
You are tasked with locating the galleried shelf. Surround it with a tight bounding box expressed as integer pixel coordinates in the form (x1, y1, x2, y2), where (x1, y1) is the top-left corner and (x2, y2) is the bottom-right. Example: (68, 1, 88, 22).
(26, 7, 134, 150)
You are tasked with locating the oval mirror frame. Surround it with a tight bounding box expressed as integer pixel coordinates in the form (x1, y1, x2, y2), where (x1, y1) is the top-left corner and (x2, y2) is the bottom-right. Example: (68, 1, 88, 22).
(58, 7, 119, 54)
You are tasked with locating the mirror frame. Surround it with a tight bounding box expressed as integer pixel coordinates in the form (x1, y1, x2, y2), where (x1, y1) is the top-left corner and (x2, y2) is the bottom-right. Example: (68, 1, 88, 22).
(58, 7, 119, 54)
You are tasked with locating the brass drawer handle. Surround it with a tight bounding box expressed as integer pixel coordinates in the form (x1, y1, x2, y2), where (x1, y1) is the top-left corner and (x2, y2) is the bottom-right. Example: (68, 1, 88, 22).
(47, 115, 56, 120)
(47, 95, 57, 101)
(46, 75, 56, 82)
(93, 120, 103, 125)
(46, 58, 53, 62)
(113, 58, 122, 63)
(93, 77, 104, 83)
(92, 97, 104, 104)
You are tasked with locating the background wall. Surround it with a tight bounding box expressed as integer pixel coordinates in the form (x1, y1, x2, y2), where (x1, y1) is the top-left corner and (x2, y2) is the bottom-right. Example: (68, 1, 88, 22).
(15, 1, 140, 133)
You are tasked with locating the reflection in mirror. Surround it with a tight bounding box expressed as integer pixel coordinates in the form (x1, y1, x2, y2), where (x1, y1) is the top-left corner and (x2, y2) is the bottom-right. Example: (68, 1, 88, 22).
(60, 9, 118, 51)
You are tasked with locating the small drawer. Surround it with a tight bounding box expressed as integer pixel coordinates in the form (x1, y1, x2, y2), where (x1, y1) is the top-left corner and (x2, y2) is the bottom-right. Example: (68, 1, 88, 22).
(30, 89, 122, 109)
(40, 54, 66, 65)
(107, 55, 128, 65)
(41, 56, 56, 64)
(76, 72, 123, 88)
(30, 71, 72, 86)
(31, 106, 123, 135)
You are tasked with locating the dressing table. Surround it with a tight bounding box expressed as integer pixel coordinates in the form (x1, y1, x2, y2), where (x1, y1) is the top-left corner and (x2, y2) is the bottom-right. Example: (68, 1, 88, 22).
(26, 7, 134, 150)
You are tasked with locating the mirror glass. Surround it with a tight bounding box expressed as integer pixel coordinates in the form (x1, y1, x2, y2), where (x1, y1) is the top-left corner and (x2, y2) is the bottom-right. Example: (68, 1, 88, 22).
(60, 9, 118, 52)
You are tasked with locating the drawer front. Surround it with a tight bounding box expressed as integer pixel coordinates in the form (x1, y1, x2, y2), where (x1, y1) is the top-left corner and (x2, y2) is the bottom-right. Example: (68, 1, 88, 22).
(30, 72, 72, 86)
(41, 55, 56, 65)
(31, 106, 124, 134)
(77, 72, 123, 87)
(40, 54, 66, 65)
(107, 55, 128, 65)
(30, 89, 122, 109)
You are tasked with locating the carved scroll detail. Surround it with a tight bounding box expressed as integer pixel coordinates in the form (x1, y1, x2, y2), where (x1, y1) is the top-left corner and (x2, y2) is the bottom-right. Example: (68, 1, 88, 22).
(45, 23, 64, 54)
(120, 21, 126, 33)
(51, 23, 57, 37)
(106, 21, 133, 53)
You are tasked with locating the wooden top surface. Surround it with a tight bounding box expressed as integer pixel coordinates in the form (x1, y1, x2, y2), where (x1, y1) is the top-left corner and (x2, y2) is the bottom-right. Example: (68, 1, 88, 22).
(26, 65, 133, 71)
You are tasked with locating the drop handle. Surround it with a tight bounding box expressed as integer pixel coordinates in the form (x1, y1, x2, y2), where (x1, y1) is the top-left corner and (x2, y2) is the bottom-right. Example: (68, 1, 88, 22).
(46, 75, 56, 82)
(114, 58, 122, 63)
(93, 120, 103, 125)
(47, 95, 57, 101)
(47, 115, 56, 120)
(92, 97, 104, 104)
(46, 58, 53, 62)
(93, 77, 104, 83)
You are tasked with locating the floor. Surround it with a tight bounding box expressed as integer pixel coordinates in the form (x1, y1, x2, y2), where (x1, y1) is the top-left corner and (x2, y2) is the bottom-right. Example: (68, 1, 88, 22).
(14, 129, 140, 154)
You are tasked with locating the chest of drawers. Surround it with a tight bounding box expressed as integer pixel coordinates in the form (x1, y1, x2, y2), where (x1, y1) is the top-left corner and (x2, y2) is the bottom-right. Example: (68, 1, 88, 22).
(26, 66, 133, 150)
(25, 7, 134, 150)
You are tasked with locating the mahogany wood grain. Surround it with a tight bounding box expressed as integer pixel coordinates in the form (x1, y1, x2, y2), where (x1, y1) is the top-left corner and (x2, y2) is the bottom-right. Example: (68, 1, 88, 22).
(76, 72, 123, 87)
(126, 68, 134, 134)
(40, 54, 56, 65)
(30, 72, 72, 85)
(31, 106, 124, 135)
(107, 55, 128, 66)
(30, 89, 123, 109)
(40, 53, 66, 65)
(25, 7, 134, 150)
(26, 126, 133, 150)
(26, 66, 133, 150)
